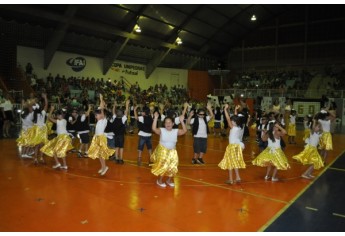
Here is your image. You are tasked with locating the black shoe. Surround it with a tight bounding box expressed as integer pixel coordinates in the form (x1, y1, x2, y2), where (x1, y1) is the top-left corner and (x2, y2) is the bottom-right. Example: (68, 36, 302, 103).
(77, 152, 82, 158)
(197, 158, 204, 164)
(192, 159, 198, 164)
(119, 160, 124, 164)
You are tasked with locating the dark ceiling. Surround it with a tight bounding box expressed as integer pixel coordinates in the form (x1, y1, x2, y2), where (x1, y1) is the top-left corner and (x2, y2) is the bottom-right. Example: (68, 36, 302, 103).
(1, 4, 342, 77)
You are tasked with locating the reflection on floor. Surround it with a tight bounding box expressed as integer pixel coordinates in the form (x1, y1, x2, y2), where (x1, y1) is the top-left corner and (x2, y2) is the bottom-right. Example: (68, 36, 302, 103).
(0, 129, 344, 231)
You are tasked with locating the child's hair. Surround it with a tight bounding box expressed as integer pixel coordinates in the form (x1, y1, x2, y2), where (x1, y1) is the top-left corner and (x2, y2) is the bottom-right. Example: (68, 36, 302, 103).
(267, 121, 282, 142)
(116, 108, 124, 117)
(163, 116, 174, 125)
(291, 109, 296, 115)
(32, 104, 47, 124)
(231, 115, 243, 129)
(315, 111, 329, 120)
(55, 109, 66, 117)
(21, 107, 30, 119)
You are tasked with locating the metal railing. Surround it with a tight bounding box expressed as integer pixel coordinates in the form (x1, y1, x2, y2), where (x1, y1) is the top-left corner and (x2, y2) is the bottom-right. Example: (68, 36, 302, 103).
(213, 88, 345, 98)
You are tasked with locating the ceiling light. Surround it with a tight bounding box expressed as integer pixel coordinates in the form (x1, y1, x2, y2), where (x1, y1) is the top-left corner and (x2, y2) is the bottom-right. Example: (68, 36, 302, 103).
(176, 37, 183, 45)
(251, 15, 256, 21)
(134, 24, 141, 33)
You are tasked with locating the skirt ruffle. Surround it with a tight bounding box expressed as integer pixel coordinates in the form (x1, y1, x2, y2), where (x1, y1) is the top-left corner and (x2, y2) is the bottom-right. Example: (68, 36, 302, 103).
(88, 135, 115, 160)
(16, 127, 35, 147)
(40, 134, 73, 158)
(252, 147, 290, 170)
(150, 144, 178, 177)
(28, 125, 48, 146)
(218, 144, 246, 170)
(292, 145, 324, 170)
(319, 132, 333, 150)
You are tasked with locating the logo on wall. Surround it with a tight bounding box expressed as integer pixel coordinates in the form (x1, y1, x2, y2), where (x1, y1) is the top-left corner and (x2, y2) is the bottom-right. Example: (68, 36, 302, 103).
(66, 57, 86, 72)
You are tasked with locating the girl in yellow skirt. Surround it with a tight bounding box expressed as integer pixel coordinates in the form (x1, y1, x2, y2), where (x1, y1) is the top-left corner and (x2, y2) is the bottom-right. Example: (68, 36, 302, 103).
(303, 114, 313, 143)
(40, 106, 73, 170)
(87, 94, 115, 176)
(317, 110, 333, 164)
(293, 120, 324, 179)
(29, 93, 48, 164)
(150, 111, 187, 188)
(252, 121, 290, 182)
(218, 104, 246, 184)
(16, 104, 34, 158)
(288, 109, 297, 144)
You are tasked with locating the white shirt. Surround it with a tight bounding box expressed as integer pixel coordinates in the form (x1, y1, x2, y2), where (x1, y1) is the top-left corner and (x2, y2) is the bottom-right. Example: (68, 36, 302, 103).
(289, 115, 296, 125)
(36, 110, 46, 127)
(318, 119, 331, 132)
(95, 118, 108, 135)
(22, 112, 34, 130)
(190, 116, 211, 138)
(307, 132, 322, 147)
(160, 128, 178, 150)
(229, 126, 244, 149)
(268, 136, 281, 149)
(56, 119, 68, 135)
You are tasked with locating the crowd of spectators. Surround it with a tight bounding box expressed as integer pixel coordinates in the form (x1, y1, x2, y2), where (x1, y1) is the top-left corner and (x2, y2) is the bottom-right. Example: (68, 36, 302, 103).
(31, 72, 190, 109)
(232, 69, 314, 91)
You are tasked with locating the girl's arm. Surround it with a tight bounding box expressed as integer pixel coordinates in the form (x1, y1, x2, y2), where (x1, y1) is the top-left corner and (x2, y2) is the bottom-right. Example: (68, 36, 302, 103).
(151, 111, 161, 135)
(124, 99, 130, 117)
(42, 93, 48, 112)
(187, 110, 194, 125)
(224, 104, 232, 128)
(48, 105, 57, 123)
(276, 123, 287, 136)
(206, 103, 214, 120)
(261, 130, 269, 142)
(178, 114, 187, 136)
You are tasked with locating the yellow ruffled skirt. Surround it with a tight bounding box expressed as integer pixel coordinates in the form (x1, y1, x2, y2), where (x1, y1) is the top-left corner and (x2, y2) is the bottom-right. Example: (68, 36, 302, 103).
(16, 127, 35, 147)
(319, 132, 333, 150)
(292, 145, 324, 170)
(303, 129, 311, 141)
(218, 144, 246, 170)
(252, 147, 290, 170)
(40, 134, 73, 158)
(288, 123, 296, 136)
(88, 135, 115, 160)
(150, 144, 178, 177)
(28, 125, 48, 146)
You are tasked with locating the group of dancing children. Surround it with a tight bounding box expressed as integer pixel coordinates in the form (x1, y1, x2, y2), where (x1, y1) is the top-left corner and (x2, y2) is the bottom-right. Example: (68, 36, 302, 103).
(16, 93, 333, 188)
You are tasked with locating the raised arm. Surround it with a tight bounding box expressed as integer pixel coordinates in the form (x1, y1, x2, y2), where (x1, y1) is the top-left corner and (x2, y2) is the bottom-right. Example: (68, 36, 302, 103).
(41, 93, 48, 112)
(151, 111, 161, 135)
(124, 99, 130, 117)
(48, 105, 57, 123)
(134, 105, 139, 120)
(187, 109, 195, 125)
(181, 102, 188, 118)
(206, 103, 214, 120)
(276, 123, 287, 136)
(223, 104, 232, 128)
(178, 114, 187, 136)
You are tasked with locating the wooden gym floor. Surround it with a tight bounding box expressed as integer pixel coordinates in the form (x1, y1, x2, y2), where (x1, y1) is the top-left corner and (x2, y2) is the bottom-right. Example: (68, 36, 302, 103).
(0, 128, 344, 232)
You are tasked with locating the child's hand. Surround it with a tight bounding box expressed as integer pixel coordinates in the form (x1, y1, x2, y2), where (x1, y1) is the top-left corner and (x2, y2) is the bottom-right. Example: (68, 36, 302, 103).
(153, 111, 159, 119)
(179, 115, 184, 123)
(224, 104, 229, 110)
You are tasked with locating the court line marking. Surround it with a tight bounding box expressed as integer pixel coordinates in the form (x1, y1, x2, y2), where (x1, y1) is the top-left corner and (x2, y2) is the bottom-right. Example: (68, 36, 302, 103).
(258, 150, 345, 232)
